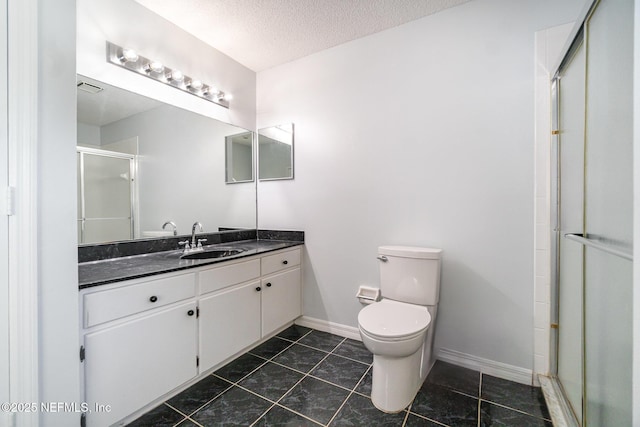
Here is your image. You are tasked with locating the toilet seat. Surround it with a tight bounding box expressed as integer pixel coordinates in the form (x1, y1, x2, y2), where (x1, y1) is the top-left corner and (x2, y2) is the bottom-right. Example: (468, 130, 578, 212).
(358, 299, 431, 341)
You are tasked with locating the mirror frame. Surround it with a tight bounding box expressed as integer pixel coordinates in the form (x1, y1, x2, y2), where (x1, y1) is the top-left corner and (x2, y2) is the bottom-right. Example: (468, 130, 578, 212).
(258, 123, 295, 181)
(225, 131, 255, 184)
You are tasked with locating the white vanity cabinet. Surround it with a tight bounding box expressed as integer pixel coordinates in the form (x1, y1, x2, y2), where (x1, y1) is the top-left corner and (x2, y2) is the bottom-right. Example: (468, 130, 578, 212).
(198, 258, 262, 372)
(80, 246, 302, 427)
(81, 272, 198, 427)
(199, 280, 262, 372)
(198, 248, 302, 372)
(260, 250, 302, 336)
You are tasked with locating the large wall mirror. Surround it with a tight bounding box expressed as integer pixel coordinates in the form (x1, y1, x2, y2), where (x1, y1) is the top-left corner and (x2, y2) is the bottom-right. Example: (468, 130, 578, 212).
(77, 75, 256, 245)
(258, 123, 294, 180)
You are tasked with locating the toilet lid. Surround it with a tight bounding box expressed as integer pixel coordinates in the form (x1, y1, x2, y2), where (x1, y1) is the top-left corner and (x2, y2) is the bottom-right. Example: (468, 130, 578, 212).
(358, 299, 431, 339)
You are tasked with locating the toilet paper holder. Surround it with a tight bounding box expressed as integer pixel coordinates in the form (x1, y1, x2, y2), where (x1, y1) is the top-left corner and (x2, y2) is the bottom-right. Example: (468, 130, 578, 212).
(356, 286, 381, 304)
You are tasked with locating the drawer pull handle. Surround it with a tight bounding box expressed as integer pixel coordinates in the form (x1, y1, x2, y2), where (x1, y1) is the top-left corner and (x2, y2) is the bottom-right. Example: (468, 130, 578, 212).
(282, 260, 288, 265)
(187, 310, 195, 316)
(256, 286, 262, 292)
(149, 296, 158, 303)
(266, 282, 272, 287)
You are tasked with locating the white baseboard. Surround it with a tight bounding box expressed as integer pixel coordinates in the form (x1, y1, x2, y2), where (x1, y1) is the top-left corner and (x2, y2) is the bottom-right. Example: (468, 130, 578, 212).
(295, 316, 361, 341)
(436, 347, 534, 386)
(296, 317, 534, 386)
(296, 317, 534, 387)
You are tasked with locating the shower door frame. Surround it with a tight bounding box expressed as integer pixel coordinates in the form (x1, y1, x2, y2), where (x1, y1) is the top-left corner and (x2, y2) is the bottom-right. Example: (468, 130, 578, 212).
(77, 146, 137, 244)
(549, 0, 634, 425)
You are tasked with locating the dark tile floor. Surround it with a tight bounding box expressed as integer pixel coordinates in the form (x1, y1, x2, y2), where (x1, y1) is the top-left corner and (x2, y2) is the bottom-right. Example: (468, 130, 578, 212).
(127, 326, 552, 427)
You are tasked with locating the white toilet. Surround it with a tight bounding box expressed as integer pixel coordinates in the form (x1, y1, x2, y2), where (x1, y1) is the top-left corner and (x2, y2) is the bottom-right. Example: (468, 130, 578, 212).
(358, 245, 442, 413)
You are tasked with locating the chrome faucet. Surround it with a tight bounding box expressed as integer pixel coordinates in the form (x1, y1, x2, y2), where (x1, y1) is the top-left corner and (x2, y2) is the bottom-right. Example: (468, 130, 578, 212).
(191, 222, 206, 249)
(162, 220, 177, 236)
(179, 222, 207, 254)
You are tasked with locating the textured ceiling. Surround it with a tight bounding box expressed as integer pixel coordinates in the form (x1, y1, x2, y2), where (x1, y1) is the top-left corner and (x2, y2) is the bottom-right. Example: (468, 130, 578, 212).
(134, 0, 472, 72)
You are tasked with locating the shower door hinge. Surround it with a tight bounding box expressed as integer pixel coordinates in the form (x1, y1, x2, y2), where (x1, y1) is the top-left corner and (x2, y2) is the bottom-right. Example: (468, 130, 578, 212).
(196, 356, 199, 367)
(80, 345, 86, 362)
(550, 323, 559, 329)
(6, 186, 15, 216)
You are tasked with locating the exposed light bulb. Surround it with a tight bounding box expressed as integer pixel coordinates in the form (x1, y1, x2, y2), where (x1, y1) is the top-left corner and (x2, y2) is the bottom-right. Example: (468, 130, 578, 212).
(188, 79, 203, 90)
(120, 48, 139, 63)
(222, 92, 233, 101)
(167, 70, 184, 83)
(145, 61, 164, 74)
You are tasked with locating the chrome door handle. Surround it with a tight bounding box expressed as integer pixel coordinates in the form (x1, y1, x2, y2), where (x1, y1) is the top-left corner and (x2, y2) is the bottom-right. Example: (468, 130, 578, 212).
(377, 256, 388, 262)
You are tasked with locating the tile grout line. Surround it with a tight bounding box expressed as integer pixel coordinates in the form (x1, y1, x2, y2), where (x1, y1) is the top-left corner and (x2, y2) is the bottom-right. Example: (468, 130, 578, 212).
(247, 335, 344, 427)
(405, 410, 450, 427)
(479, 371, 552, 422)
(175, 378, 235, 419)
(325, 356, 375, 427)
(479, 398, 553, 422)
(132, 329, 378, 426)
(400, 403, 411, 427)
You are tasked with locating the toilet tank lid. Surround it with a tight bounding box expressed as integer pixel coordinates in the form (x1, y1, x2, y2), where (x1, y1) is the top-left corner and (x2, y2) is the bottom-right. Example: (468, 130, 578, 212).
(378, 246, 442, 259)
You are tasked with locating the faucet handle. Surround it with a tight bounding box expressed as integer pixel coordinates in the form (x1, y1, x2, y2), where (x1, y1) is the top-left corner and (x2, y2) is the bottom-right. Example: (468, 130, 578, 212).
(178, 240, 191, 250)
(197, 238, 207, 248)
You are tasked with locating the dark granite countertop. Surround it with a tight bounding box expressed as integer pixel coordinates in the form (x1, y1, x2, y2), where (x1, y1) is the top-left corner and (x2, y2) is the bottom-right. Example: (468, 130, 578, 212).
(79, 239, 303, 289)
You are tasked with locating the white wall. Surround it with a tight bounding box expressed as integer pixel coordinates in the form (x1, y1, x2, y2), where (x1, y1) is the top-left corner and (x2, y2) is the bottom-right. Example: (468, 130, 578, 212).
(77, 122, 100, 146)
(257, 0, 585, 372)
(101, 105, 256, 234)
(38, 0, 81, 425)
(77, 0, 256, 131)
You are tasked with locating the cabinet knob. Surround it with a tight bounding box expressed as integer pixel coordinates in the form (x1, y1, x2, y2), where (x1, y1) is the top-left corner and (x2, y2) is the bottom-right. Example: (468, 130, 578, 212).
(282, 260, 288, 265)
(187, 310, 195, 316)
(256, 286, 262, 292)
(149, 296, 158, 303)
(266, 282, 272, 287)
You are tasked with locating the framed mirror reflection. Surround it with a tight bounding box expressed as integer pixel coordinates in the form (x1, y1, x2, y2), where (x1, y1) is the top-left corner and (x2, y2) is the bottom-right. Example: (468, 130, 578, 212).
(258, 123, 294, 181)
(225, 132, 254, 183)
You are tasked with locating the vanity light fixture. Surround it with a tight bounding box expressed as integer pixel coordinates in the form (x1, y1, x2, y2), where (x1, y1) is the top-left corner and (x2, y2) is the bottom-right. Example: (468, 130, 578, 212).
(187, 79, 203, 91)
(119, 48, 139, 63)
(144, 61, 165, 74)
(166, 69, 184, 83)
(106, 41, 230, 108)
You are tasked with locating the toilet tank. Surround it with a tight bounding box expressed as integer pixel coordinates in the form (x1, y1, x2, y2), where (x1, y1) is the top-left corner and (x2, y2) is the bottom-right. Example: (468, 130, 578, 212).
(378, 246, 442, 305)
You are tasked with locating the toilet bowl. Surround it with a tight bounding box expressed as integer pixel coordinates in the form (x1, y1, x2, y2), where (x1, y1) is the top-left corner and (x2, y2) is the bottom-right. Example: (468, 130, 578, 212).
(357, 245, 442, 413)
(358, 299, 431, 412)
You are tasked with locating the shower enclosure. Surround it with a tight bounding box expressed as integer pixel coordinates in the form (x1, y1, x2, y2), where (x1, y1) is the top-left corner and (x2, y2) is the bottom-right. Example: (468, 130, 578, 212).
(550, 0, 633, 425)
(77, 146, 136, 244)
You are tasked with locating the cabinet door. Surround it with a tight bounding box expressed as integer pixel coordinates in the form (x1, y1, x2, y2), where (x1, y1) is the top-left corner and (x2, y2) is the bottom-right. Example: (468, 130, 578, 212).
(261, 268, 301, 337)
(199, 280, 261, 373)
(84, 302, 198, 427)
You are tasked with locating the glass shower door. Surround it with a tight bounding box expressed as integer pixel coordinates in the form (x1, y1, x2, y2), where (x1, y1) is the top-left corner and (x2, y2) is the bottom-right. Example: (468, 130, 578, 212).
(582, 0, 633, 424)
(553, 0, 633, 425)
(78, 149, 134, 244)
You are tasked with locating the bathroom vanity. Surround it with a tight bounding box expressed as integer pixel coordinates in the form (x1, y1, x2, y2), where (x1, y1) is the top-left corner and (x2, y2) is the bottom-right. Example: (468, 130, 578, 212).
(78, 235, 303, 426)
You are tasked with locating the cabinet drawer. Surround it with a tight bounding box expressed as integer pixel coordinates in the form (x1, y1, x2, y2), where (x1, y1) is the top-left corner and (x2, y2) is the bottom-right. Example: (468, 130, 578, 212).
(261, 248, 301, 276)
(199, 258, 261, 295)
(83, 273, 196, 328)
